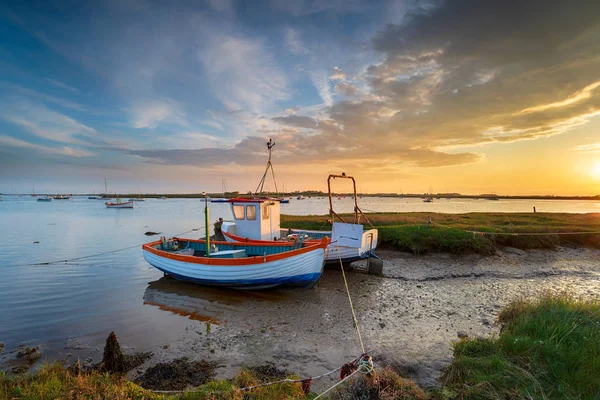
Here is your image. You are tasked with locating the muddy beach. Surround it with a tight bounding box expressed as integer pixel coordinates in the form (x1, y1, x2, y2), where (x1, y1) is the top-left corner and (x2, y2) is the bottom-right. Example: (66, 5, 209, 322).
(111, 246, 599, 391)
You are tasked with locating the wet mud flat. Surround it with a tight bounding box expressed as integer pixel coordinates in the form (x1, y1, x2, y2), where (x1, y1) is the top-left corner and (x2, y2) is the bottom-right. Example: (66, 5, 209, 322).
(2, 246, 598, 390)
(130, 246, 600, 390)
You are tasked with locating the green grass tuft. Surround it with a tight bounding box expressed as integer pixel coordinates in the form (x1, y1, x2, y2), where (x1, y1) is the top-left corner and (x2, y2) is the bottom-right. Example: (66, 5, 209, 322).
(442, 293, 600, 399)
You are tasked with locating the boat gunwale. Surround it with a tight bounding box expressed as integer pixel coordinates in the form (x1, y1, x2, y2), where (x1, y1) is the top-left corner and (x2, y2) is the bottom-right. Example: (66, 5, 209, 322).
(222, 230, 326, 244)
(142, 236, 329, 266)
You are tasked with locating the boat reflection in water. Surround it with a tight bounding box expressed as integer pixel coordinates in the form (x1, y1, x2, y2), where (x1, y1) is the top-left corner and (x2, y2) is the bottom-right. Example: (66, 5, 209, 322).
(142, 277, 290, 324)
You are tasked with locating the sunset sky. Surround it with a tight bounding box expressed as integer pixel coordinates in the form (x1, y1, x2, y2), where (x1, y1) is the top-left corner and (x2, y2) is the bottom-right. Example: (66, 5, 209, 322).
(1, 0, 599, 195)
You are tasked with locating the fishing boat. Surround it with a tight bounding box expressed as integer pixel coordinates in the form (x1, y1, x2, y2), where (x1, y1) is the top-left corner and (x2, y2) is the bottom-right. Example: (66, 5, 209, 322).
(423, 197, 433, 203)
(159, 196, 167, 200)
(37, 196, 52, 202)
(142, 235, 329, 289)
(53, 195, 71, 200)
(89, 196, 99, 199)
(105, 198, 133, 208)
(222, 195, 378, 264)
(296, 195, 305, 200)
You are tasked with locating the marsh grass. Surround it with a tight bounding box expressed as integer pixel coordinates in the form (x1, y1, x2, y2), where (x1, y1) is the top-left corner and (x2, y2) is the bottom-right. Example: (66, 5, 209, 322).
(0, 364, 307, 400)
(441, 293, 600, 399)
(281, 212, 600, 254)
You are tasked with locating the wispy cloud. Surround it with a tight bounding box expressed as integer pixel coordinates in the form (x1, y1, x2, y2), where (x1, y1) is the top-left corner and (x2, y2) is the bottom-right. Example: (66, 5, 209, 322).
(200, 35, 289, 114)
(285, 28, 308, 56)
(329, 66, 346, 80)
(518, 81, 600, 115)
(310, 71, 333, 106)
(0, 102, 96, 145)
(130, 100, 188, 129)
(573, 142, 600, 153)
(0, 135, 94, 157)
(45, 78, 80, 93)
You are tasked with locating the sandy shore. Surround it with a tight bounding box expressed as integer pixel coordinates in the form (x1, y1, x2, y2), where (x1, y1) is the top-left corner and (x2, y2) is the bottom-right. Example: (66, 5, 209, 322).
(126, 246, 600, 390)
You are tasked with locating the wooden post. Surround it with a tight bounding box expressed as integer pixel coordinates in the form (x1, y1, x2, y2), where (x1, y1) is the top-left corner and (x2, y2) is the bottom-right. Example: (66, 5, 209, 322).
(205, 193, 210, 257)
(533, 206, 536, 213)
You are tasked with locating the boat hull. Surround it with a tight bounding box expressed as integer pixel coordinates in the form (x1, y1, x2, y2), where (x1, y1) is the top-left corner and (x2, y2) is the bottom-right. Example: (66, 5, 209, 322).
(106, 202, 134, 208)
(142, 238, 328, 289)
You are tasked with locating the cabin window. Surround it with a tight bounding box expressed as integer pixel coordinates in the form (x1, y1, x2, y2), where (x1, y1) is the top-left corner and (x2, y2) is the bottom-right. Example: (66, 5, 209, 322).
(232, 205, 245, 220)
(262, 204, 270, 220)
(246, 205, 257, 220)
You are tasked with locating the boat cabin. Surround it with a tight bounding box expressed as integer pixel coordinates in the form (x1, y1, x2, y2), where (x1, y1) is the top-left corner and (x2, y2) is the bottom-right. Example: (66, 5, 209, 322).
(222, 198, 281, 241)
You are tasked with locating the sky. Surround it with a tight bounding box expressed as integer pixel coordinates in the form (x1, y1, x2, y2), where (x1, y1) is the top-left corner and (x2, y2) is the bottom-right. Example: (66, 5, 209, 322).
(0, 0, 599, 195)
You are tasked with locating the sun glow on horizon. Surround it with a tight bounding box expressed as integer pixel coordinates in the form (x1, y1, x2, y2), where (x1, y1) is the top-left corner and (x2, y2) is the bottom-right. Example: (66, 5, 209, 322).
(593, 161, 600, 180)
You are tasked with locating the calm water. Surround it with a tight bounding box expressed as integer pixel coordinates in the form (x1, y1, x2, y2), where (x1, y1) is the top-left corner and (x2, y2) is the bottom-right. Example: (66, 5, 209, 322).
(0, 195, 598, 359)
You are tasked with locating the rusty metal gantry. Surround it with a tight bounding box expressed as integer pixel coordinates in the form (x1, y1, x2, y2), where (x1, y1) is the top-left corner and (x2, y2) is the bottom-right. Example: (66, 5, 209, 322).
(327, 173, 374, 228)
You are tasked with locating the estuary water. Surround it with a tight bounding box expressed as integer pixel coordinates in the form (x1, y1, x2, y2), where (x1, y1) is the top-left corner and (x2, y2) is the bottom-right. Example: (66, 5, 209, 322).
(0, 195, 598, 365)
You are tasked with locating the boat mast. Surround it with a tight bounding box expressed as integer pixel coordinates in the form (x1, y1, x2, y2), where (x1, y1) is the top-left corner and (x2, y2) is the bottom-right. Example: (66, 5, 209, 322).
(104, 178, 108, 194)
(254, 139, 278, 197)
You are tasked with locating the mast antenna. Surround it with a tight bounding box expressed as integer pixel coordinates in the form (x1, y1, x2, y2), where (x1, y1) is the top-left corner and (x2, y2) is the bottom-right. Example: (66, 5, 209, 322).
(254, 139, 279, 197)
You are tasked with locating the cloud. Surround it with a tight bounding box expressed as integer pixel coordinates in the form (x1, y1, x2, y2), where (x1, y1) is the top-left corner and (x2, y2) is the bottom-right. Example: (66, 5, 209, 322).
(272, 115, 318, 129)
(200, 35, 289, 114)
(45, 78, 80, 93)
(310, 71, 333, 106)
(334, 82, 361, 97)
(573, 143, 600, 153)
(329, 66, 346, 80)
(130, 100, 188, 129)
(0, 102, 97, 145)
(0, 135, 94, 157)
(103, 0, 600, 172)
(518, 81, 600, 115)
(285, 28, 308, 56)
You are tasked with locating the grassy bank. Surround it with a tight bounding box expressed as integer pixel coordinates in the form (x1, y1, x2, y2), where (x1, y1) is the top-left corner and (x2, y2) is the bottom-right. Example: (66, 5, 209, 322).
(442, 293, 600, 399)
(281, 212, 600, 254)
(2, 294, 598, 399)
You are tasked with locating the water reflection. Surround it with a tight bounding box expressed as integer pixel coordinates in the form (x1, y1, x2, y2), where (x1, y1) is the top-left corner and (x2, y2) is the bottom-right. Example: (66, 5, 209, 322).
(142, 272, 375, 329)
(143, 277, 290, 324)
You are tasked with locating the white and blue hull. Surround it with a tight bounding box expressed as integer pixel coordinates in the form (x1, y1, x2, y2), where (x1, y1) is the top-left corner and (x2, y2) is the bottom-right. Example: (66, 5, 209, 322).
(143, 247, 326, 289)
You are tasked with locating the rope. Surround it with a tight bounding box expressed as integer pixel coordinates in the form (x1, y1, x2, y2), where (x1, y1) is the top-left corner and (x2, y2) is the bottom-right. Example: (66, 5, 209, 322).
(331, 223, 366, 354)
(314, 355, 374, 399)
(3, 227, 203, 268)
(150, 352, 369, 394)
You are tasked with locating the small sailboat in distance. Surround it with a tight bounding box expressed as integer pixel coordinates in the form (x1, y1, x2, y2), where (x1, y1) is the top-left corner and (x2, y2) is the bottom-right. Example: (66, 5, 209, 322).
(211, 179, 229, 203)
(106, 196, 133, 208)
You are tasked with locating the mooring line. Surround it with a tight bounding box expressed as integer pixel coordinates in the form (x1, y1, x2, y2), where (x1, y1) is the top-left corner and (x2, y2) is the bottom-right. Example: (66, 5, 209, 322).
(150, 351, 370, 394)
(331, 222, 366, 354)
(2, 226, 203, 268)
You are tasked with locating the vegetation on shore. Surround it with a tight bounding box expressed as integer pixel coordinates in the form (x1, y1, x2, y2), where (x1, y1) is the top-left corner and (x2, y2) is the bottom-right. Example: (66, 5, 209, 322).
(442, 293, 600, 399)
(281, 212, 600, 254)
(1, 293, 598, 399)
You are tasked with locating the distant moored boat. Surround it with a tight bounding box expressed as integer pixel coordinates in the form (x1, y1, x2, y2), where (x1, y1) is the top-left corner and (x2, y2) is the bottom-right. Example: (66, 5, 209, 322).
(106, 198, 133, 208)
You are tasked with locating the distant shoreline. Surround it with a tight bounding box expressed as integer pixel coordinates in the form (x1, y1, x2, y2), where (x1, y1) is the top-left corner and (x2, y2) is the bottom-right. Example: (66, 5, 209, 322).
(3, 193, 599, 201)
